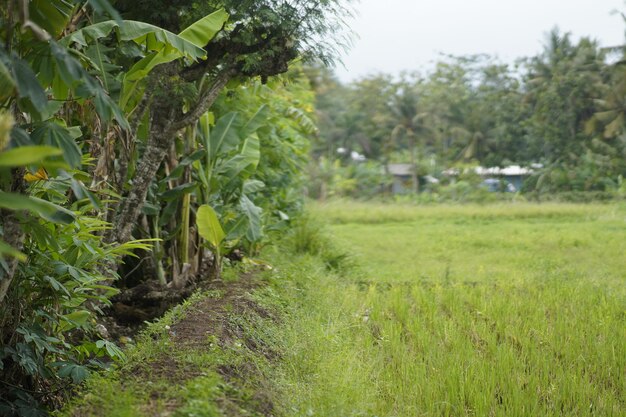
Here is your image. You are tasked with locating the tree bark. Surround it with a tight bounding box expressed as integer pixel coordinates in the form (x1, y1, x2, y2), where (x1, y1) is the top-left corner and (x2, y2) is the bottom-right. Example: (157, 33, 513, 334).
(0, 170, 26, 306)
(0, 212, 25, 305)
(106, 69, 233, 249)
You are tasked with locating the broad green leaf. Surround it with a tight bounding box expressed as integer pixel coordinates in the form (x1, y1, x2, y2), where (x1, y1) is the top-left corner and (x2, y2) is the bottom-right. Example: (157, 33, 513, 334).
(59, 310, 91, 332)
(161, 183, 197, 201)
(10, 57, 48, 115)
(221, 134, 261, 180)
(56, 363, 90, 384)
(124, 51, 177, 82)
(95, 340, 126, 360)
(63, 21, 206, 59)
(225, 215, 249, 241)
(87, 0, 122, 21)
(239, 195, 263, 242)
(197, 205, 225, 248)
(29, 0, 74, 38)
(179, 9, 228, 47)
(241, 105, 269, 138)
(119, 10, 228, 110)
(0, 191, 75, 224)
(31, 121, 82, 168)
(209, 112, 242, 158)
(243, 180, 265, 194)
(124, 7, 228, 84)
(120, 51, 179, 109)
(0, 146, 62, 167)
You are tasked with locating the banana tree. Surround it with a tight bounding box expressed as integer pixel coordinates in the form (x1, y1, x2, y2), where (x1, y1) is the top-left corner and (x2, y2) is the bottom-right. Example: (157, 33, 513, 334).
(152, 106, 267, 281)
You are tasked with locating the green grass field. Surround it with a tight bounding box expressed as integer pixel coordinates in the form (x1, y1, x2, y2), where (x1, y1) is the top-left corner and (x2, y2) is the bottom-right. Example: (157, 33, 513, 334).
(275, 202, 626, 416)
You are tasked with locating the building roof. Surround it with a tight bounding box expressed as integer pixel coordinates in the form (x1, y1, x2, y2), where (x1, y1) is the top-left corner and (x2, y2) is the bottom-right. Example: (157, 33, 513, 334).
(387, 164, 413, 176)
(443, 165, 534, 177)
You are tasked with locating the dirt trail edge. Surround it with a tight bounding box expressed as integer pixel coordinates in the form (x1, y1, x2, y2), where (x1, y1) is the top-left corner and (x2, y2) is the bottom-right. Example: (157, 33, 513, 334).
(61, 271, 282, 417)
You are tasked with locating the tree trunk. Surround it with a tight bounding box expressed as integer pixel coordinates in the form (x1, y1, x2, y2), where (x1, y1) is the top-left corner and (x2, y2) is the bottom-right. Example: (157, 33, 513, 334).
(0, 212, 25, 305)
(105, 69, 233, 255)
(0, 170, 26, 306)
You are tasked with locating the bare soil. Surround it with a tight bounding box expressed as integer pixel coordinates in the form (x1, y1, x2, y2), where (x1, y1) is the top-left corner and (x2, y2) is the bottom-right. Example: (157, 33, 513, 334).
(129, 272, 280, 416)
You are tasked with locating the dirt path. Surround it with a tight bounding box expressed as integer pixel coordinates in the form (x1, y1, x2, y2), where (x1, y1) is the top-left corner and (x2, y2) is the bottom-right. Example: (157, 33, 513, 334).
(62, 273, 281, 417)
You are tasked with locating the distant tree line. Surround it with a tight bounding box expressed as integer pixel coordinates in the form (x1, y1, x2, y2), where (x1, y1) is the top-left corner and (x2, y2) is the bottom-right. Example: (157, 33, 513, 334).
(307, 28, 626, 196)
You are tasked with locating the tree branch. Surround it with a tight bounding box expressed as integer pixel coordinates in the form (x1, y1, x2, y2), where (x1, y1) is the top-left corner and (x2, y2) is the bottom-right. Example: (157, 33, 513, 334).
(170, 68, 235, 132)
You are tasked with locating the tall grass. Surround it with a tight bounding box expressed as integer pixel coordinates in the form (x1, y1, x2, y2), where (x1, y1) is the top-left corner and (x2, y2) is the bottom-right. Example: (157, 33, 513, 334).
(272, 202, 625, 416)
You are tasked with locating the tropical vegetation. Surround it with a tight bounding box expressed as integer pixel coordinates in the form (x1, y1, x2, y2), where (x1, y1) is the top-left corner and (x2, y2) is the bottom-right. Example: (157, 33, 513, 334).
(1, 0, 625, 416)
(0, 0, 348, 413)
(307, 29, 626, 199)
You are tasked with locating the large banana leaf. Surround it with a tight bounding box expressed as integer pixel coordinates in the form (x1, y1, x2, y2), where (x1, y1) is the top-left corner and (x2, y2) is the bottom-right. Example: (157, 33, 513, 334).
(29, 0, 74, 38)
(206, 112, 242, 159)
(239, 195, 263, 243)
(120, 9, 228, 110)
(178, 9, 229, 47)
(62, 21, 205, 59)
(220, 134, 261, 180)
(196, 205, 225, 249)
(240, 105, 269, 138)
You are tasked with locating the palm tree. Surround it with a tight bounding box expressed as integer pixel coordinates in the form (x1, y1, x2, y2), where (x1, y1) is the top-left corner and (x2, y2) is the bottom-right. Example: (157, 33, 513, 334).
(389, 83, 430, 193)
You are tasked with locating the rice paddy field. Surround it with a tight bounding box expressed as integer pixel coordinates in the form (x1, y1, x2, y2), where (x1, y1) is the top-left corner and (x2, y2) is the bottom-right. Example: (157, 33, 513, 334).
(275, 202, 626, 417)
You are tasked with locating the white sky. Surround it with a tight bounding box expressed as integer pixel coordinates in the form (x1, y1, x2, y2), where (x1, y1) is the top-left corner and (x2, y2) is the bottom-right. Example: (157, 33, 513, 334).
(335, 0, 626, 81)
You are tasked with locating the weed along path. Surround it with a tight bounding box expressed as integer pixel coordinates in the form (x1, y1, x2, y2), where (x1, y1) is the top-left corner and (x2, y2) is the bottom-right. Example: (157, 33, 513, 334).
(277, 202, 626, 416)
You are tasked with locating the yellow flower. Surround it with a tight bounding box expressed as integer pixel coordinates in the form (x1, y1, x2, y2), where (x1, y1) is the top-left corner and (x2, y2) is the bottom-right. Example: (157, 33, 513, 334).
(24, 167, 49, 182)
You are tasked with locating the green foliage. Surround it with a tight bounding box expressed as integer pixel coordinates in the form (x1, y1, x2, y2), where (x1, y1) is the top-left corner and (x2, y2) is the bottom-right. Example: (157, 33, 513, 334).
(0, 205, 151, 414)
(308, 32, 626, 198)
(197, 205, 226, 249)
(272, 202, 626, 416)
(0, 0, 337, 413)
(286, 214, 351, 272)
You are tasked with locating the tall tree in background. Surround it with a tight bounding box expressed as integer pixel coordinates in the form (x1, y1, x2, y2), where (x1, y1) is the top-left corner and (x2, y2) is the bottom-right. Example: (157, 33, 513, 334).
(389, 78, 429, 193)
(524, 29, 606, 164)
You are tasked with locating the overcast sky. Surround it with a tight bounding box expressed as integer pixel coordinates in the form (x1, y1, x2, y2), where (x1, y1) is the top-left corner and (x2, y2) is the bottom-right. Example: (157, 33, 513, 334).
(334, 0, 625, 81)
